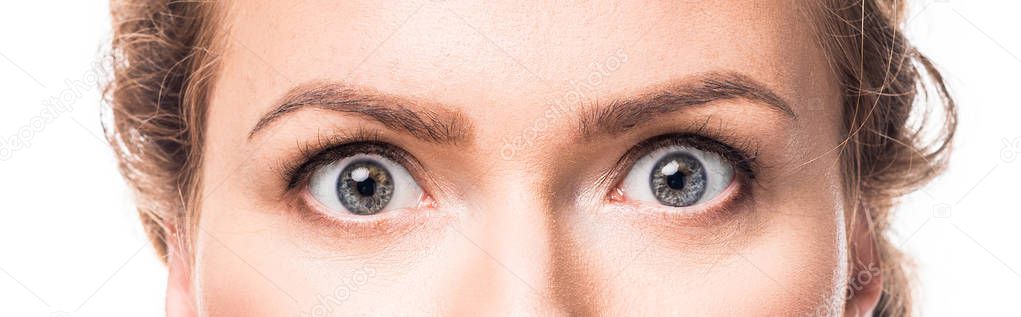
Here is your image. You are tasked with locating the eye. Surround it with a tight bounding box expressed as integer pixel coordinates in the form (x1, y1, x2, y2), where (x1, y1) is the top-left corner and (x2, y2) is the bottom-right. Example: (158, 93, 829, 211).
(620, 144, 736, 208)
(307, 153, 424, 215)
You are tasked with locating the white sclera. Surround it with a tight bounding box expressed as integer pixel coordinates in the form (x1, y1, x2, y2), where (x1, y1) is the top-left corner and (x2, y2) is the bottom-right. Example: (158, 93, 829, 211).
(308, 153, 423, 214)
(621, 145, 735, 207)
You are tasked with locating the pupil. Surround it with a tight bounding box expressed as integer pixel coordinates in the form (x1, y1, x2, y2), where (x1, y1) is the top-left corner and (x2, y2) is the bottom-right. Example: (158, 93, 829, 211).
(355, 177, 376, 197)
(649, 152, 706, 207)
(666, 171, 685, 190)
(337, 160, 393, 215)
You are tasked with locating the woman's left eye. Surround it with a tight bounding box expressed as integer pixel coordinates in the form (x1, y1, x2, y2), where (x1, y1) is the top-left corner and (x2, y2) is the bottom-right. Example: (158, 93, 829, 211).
(307, 153, 424, 216)
(620, 145, 736, 208)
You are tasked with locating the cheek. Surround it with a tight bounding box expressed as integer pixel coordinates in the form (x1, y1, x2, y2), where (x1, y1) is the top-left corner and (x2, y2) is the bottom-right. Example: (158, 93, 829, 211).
(192, 228, 301, 316)
(720, 209, 848, 316)
(191, 200, 370, 316)
(732, 155, 850, 315)
(556, 165, 849, 315)
(191, 193, 457, 316)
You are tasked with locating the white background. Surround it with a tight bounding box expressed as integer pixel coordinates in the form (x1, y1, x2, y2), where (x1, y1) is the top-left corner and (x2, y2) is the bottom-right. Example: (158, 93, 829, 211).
(1, 1, 1018, 316)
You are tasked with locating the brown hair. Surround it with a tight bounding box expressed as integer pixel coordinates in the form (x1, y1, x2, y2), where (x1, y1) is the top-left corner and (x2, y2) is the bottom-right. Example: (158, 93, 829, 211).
(814, 0, 956, 315)
(105, 0, 223, 259)
(104, 1, 956, 316)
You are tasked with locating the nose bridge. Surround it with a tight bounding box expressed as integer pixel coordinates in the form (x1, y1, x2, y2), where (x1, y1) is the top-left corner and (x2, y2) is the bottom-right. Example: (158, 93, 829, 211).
(455, 167, 566, 314)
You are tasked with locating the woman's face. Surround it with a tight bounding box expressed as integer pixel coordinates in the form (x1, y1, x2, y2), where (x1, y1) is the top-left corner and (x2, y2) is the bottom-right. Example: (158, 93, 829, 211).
(188, 0, 862, 315)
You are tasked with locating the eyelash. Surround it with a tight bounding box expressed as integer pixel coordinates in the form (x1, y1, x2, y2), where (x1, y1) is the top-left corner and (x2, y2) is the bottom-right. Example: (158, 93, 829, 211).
(281, 129, 416, 190)
(615, 134, 758, 182)
(614, 135, 755, 210)
(279, 127, 760, 205)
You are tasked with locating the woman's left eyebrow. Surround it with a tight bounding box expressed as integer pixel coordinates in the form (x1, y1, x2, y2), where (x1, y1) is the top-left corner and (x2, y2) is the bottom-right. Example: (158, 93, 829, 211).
(576, 71, 797, 140)
(248, 81, 474, 145)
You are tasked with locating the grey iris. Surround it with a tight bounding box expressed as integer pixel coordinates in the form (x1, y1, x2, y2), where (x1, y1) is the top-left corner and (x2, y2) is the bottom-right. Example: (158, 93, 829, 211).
(336, 160, 394, 215)
(649, 152, 707, 207)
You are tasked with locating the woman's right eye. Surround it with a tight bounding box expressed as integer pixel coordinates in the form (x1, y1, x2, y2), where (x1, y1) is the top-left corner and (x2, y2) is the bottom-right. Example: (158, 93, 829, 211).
(307, 153, 424, 215)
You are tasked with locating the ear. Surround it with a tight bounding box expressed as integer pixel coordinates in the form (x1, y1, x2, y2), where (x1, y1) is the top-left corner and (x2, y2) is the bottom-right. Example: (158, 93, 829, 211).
(844, 210, 884, 317)
(165, 235, 198, 317)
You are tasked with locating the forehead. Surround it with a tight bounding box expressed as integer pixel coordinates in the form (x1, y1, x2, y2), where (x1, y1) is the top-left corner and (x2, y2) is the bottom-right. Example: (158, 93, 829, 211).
(212, 0, 831, 134)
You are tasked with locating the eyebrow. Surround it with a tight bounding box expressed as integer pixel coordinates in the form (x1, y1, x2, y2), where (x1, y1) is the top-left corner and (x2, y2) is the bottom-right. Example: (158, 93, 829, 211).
(248, 81, 473, 144)
(578, 71, 796, 139)
(251, 72, 793, 145)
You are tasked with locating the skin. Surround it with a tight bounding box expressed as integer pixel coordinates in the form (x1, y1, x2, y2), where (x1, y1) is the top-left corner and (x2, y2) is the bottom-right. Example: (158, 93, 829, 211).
(169, 0, 884, 315)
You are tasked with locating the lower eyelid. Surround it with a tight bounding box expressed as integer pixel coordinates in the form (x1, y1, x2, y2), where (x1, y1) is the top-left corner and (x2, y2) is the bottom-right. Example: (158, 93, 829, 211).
(609, 134, 755, 191)
(289, 192, 453, 256)
(611, 175, 747, 227)
(296, 189, 439, 238)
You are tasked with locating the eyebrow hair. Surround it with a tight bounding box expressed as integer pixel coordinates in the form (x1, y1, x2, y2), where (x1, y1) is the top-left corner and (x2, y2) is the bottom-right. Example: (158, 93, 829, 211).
(578, 71, 796, 139)
(248, 81, 473, 144)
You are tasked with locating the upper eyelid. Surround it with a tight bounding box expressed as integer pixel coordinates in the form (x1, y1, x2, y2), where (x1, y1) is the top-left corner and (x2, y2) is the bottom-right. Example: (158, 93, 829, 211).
(621, 135, 749, 169)
(603, 134, 757, 191)
(287, 141, 419, 189)
(285, 132, 755, 200)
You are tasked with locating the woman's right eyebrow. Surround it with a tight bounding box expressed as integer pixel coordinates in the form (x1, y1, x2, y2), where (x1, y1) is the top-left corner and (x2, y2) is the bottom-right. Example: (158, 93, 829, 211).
(248, 81, 474, 145)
